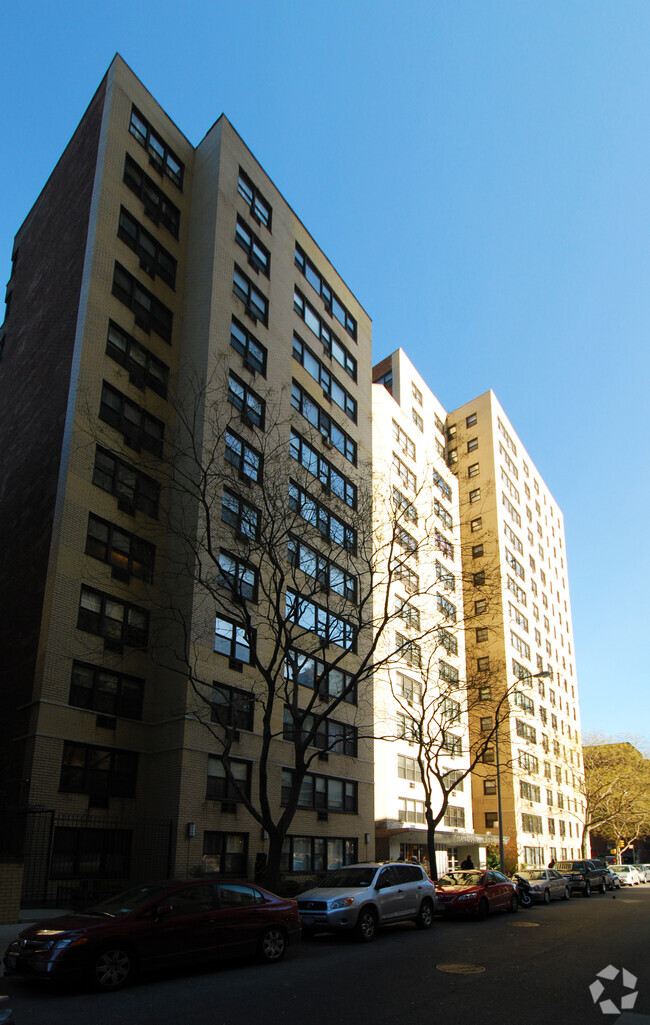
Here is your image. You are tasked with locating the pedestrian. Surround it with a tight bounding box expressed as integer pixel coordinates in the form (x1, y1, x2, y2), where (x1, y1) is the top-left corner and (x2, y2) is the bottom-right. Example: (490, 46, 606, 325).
(461, 855, 474, 869)
(548, 858, 555, 868)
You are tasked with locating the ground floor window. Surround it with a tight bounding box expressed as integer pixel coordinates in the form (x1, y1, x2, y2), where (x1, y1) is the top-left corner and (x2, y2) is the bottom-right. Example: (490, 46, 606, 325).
(280, 835, 358, 873)
(50, 826, 132, 879)
(203, 831, 248, 875)
(522, 846, 544, 866)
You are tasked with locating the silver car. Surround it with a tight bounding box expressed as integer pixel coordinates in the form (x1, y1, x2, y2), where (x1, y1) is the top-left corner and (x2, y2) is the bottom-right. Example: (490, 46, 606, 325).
(296, 862, 437, 942)
(517, 868, 571, 903)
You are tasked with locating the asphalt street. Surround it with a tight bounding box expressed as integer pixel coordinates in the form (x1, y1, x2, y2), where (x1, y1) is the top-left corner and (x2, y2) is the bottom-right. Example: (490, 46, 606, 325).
(2, 887, 649, 1025)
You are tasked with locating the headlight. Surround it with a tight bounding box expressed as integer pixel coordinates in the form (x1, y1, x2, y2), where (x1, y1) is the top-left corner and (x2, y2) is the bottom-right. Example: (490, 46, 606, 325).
(458, 892, 477, 901)
(51, 937, 89, 951)
(330, 897, 355, 910)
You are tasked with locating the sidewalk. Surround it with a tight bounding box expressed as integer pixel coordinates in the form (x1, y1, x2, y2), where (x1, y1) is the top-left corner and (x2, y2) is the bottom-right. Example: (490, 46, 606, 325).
(0, 910, 71, 977)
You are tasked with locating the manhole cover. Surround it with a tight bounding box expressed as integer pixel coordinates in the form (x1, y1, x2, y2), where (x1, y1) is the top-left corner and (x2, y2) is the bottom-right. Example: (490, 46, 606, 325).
(437, 963, 486, 974)
(509, 921, 540, 927)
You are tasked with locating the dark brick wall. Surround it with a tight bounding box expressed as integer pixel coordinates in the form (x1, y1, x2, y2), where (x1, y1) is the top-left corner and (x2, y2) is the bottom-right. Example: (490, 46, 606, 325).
(0, 76, 107, 801)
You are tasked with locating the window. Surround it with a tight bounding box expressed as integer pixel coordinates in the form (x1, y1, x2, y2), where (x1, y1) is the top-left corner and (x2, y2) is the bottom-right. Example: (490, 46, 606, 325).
(228, 371, 265, 428)
(485, 812, 498, 829)
(100, 382, 165, 457)
(507, 576, 527, 606)
(514, 691, 534, 714)
(117, 207, 177, 287)
(438, 628, 458, 655)
(289, 481, 356, 552)
(470, 517, 482, 533)
(214, 615, 254, 664)
(484, 779, 496, 795)
(375, 368, 393, 393)
(60, 741, 138, 798)
(519, 751, 539, 774)
(77, 586, 148, 650)
(505, 548, 525, 579)
(412, 383, 423, 405)
(478, 685, 492, 701)
(218, 550, 258, 601)
(511, 631, 531, 660)
(398, 798, 425, 824)
(497, 417, 517, 455)
(69, 662, 144, 720)
(499, 442, 519, 479)
(285, 590, 355, 650)
(474, 599, 487, 615)
(443, 769, 465, 792)
(482, 747, 495, 764)
(292, 334, 357, 421)
(392, 420, 416, 459)
(435, 531, 454, 561)
(477, 656, 490, 671)
(285, 649, 357, 704)
(397, 754, 421, 782)
(123, 153, 180, 237)
(435, 499, 453, 530)
(393, 561, 420, 594)
(466, 412, 477, 427)
(221, 488, 260, 540)
(294, 243, 357, 339)
(207, 757, 251, 801)
(291, 382, 357, 465)
(235, 215, 270, 275)
(437, 594, 457, 622)
(290, 429, 357, 509)
(441, 732, 462, 757)
(212, 684, 254, 731)
(288, 537, 356, 601)
(396, 526, 418, 558)
(51, 826, 132, 880)
(439, 660, 459, 685)
(432, 469, 452, 501)
(473, 570, 486, 586)
(395, 632, 421, 667)
(521, 814, 543, 834)
(516, 719, 537, 744)
(392, 487, 418, 526)
(441, 697, 461, 721)
(106, 321, 169, 397)
(281, 769, 357, 813)
(444, 806, 465, 828)
(392, 453, 416, 491)
(523, 847, 544, 866)
(396, 597, 421, 630)
(501, 468, 520, 503)
(412, 409, 423, 432)
(468, 463, 479, 478)
(469, 488, 481, 504)
(509, 603, 529, 632)
(225, 428, 262, 483)
(92, 446, 160, 518)
(230, 317, 267, 376)
(294, 288, 356, 378)
(282, 708, 357, 756)
(476, 627, 488, 643)
(502, 492, 522, 527)
(86, 514, 155, 582)
(396, 672, 422, 703)
(280, 835, 357, 873)
(129, 106, 184, 188)
(504, 522, 523, 554)
(467, 438, 478, 453)
(233, 264, 268, 326)
(112, 263, 173, 342)
(436, 561, 455, 591)
(472, 544, 484, 559)
(238, 167, 272, 229)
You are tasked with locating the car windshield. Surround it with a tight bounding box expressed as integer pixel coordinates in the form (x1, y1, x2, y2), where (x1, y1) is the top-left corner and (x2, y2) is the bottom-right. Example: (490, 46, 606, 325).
(438, 871, 484, 887)
(318, 867, 377, 888)
(83, 884, 172, 918)
(522, 870, 547, 880)
(555, 863, 577, 872)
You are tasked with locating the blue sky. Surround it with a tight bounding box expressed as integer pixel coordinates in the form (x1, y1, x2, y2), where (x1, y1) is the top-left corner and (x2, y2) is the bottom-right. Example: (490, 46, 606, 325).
(2, 1, 648, 742)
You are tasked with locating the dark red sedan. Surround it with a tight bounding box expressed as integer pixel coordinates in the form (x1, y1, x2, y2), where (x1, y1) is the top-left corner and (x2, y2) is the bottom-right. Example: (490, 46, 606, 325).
(3, 878, 301, 990)
(435, 869, 519, 918)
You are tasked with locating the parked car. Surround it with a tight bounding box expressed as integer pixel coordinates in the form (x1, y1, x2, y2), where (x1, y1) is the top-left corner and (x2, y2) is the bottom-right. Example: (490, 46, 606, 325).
(554, 859, 607, 896)
(296, 862, 437, 942)
(604, 868, 621, 890)
(435, 869, 518, 918)
(635, 864, 650, 883)
(3, 878, 301, 990)
(610, 864, 642, 886)
(516, 868, 571, 903)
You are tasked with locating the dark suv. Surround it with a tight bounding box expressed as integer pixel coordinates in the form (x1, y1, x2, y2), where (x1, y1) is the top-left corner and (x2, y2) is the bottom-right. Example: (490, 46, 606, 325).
(555, 859, 607, 897)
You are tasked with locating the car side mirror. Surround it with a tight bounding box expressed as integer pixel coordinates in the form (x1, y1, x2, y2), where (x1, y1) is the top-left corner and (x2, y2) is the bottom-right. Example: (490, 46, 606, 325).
(156, 903, 174, 919)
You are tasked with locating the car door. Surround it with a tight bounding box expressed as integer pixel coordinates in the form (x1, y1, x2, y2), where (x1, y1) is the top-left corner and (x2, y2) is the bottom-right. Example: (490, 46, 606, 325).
(487, 871, 511, 909)
(393, 865, 421, 917)
(214, 882, 267, 957)
(155, 882, 220, 964)
(375, 866, 408, 921)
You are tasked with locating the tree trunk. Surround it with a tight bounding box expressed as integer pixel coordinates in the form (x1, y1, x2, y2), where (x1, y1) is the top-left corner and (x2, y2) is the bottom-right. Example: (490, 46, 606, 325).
(425, 810, 438, 880)
(262, 827, 285, 894)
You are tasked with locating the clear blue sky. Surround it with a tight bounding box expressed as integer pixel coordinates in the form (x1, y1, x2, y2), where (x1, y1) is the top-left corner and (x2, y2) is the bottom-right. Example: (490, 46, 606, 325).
(2, 1, 648, 741)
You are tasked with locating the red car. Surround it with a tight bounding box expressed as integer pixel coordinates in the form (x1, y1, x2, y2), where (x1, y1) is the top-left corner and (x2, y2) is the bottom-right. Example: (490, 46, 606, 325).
(3, 878, 301, 990)
(435, 869, 519, 918)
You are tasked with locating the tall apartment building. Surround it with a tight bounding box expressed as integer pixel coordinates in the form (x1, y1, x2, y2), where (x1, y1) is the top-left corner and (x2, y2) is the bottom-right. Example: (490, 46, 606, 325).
(371, 351, 495, 874)
(447, 392, 585, 868)
(0, 55, 375, 902)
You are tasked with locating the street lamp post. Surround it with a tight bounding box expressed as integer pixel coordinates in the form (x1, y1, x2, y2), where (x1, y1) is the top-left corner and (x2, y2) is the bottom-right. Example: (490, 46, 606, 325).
(495, 669, 553, 874)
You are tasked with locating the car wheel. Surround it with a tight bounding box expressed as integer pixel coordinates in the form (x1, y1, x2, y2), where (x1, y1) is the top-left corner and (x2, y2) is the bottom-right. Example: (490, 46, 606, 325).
(584, 882, 591, 897)
(563, 886, 570, 900)
(258, 927, 287, 964)
(355, 907, 378, 943)
(92, 944, 136, 991)
(477, 898, 489, 920)
(415, 899, 434, 930)
(599, 879, 607, 894)
(543, 888, 551, 905)
(615, 880, 621, 889)
(507, 893, 519, 913)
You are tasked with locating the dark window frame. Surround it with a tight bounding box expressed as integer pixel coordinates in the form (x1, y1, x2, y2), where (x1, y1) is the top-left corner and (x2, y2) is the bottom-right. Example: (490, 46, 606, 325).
(129, 106, 184, 189)
(106, 320, 169, 397)
(123, 153, 180, 238)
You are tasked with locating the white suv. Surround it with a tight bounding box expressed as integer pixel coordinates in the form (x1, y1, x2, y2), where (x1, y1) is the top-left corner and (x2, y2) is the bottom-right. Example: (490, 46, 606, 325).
(296, 862, 437, 942)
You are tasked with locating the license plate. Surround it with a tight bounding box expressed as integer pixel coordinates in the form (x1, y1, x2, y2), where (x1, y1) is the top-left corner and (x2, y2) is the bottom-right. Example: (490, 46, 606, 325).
(302, 916, 315, 925)
(6, 954, 16, 969)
